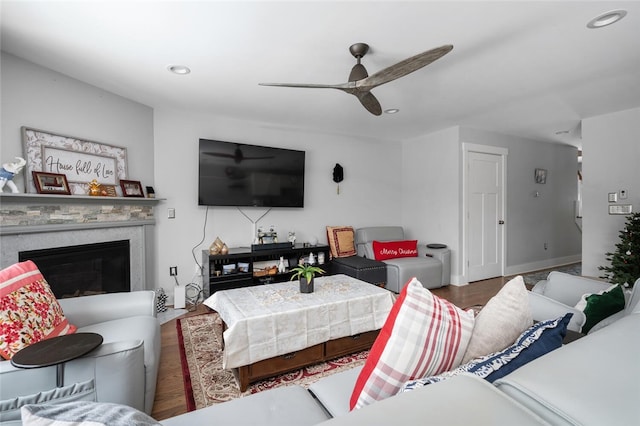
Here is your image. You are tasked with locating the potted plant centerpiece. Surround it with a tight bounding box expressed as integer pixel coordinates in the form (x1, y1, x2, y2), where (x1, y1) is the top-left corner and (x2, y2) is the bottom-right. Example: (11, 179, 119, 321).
(290, 263, 325, 293)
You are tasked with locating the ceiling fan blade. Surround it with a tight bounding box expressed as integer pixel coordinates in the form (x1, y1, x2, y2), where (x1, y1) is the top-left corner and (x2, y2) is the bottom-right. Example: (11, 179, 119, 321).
(358, 44, 453, 89)
(354, 91, 382, 116)
(259, 82, 349, 90)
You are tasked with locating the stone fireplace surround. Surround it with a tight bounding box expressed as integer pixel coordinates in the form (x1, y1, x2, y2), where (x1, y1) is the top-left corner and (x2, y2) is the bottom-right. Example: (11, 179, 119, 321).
(0, 194, 159, 292)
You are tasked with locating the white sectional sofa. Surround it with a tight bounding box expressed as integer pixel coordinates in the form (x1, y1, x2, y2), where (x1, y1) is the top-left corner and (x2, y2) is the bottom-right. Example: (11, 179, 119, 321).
(160, 307, 640, 425)
(159, 272, 640, 425)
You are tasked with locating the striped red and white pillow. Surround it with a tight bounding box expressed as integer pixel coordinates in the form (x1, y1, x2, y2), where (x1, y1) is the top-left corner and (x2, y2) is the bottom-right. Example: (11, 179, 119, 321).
(349, 277, 475, 410)
(0, 260, 76, 360)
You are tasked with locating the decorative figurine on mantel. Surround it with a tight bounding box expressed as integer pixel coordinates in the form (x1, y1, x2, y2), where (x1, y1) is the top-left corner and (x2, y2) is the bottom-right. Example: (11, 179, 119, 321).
(0, 157, 26, 193)
(88, 179, 102, 196)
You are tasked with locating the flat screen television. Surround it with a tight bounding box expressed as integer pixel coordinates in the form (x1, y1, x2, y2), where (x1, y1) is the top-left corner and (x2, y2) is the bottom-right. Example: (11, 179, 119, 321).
(198, 139, 305, 207)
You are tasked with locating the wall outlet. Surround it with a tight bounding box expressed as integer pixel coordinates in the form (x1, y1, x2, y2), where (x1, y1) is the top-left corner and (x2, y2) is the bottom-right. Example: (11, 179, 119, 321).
(194, 264, 202, 276)
(169, 266, 177, 276)
(544, 242, 548, 250)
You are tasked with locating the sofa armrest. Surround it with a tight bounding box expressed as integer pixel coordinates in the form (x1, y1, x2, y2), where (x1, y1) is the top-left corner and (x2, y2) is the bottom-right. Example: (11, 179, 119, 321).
(0, 340, 145, 413)
(527, 291, 585, 333)
(539, 272, 610, 306)
(59, 291, 156, 328)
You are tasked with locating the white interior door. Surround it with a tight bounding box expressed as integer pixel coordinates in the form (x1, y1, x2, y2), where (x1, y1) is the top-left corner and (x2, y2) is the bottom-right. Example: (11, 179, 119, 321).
(465, 149, 505, 282)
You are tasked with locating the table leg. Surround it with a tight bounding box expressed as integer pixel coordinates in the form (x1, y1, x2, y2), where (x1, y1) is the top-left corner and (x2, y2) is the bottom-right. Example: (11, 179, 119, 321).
(56, 363, 64, 387)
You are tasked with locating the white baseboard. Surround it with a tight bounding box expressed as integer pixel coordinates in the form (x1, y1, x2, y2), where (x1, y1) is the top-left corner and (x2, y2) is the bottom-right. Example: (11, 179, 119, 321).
(452, 255, 582, 286)
(504, 255, 582, 277)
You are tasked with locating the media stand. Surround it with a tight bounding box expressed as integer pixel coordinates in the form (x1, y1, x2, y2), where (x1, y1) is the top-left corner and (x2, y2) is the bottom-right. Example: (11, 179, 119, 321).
(202, 244, 331, 296)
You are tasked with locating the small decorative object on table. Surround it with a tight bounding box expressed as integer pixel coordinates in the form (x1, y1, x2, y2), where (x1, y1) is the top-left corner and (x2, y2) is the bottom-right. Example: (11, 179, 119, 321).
(290, 264, 325, 293)
(155, 288, 168, 313)
(0, 157, 26, 193)
(257, 225, 278, 244)
(209, 237, 228, 255)
(145, 186, 155, 198)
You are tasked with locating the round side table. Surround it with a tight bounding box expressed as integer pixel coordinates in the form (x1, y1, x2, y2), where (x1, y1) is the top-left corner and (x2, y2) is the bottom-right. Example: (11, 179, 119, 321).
(11, 332, 103, 387)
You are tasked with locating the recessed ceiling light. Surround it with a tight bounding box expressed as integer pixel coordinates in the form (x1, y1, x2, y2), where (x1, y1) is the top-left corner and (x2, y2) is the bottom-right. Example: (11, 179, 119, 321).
(587, 9, 627, 29)
(384, 108, 400, 114)
(168, 65, 191, 75)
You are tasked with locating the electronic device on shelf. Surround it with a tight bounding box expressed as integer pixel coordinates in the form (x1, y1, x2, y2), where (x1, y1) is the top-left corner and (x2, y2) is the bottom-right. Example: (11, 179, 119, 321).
(198, 139, 305, 207)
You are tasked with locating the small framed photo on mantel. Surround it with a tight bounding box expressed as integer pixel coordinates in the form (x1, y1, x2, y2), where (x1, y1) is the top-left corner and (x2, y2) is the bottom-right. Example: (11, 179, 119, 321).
(32, 171, 71, 195)
(119, 179, 145, 197)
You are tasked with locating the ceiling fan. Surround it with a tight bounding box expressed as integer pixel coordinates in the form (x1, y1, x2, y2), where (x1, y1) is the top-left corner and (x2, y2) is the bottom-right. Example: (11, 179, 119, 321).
(259, 43, 453, 116)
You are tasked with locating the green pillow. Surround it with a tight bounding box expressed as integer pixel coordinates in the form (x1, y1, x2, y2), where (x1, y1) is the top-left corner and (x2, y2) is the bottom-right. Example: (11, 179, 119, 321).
(582, 284, 625, 333)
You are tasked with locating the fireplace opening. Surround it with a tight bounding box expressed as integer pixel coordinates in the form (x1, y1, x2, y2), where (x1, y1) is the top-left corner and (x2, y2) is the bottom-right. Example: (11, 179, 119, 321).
(19, 240, 131, 298)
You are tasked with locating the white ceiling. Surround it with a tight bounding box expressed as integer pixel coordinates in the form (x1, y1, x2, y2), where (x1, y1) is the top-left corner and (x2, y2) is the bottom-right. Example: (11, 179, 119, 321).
(2, 1, 639, 146)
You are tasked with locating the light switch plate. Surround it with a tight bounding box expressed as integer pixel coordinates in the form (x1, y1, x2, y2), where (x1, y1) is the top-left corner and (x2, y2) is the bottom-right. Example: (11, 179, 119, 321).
(608, 192, 617, 202)
(609, 204, 633, 215)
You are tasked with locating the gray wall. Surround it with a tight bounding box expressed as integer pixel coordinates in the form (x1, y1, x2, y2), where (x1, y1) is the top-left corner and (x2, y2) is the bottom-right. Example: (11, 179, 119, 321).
(0, 53, 154, 190)
(401, 126, 581, 284)
(459, 128, 581, 274)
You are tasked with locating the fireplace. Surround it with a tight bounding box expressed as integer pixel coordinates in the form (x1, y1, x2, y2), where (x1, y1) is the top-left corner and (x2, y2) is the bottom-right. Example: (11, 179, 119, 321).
(19, 240, 131, 298)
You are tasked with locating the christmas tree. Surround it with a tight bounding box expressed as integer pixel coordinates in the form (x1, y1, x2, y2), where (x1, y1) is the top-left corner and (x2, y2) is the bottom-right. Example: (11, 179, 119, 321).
(599, 212, 640, 288)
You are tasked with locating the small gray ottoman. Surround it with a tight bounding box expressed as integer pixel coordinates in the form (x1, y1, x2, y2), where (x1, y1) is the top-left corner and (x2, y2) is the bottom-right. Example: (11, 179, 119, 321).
(332, 256, 387, 288)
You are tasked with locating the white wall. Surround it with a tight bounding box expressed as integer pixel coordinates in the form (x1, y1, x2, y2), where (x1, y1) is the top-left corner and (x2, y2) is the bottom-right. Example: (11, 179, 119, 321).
(582, 107, 640, 277)
(402, 126, 462, 281)
(0, 53, 154, 190)
(152, 108, 402, 297)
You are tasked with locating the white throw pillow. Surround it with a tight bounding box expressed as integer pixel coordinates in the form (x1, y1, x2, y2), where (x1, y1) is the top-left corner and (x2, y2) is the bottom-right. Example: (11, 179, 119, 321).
(462, 275, 533, 363)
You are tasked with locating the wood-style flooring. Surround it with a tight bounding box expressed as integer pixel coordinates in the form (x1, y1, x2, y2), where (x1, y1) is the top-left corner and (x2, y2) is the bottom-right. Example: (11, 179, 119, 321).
(150, 274, 521, 421)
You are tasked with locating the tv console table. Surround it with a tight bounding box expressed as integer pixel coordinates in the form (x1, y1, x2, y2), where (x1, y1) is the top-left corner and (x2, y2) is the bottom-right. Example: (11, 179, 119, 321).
(202, 244, 332, 296)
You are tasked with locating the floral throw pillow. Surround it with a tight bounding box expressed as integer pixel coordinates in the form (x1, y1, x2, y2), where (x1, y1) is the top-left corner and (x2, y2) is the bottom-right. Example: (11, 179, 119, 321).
(0, 260, 76, 360)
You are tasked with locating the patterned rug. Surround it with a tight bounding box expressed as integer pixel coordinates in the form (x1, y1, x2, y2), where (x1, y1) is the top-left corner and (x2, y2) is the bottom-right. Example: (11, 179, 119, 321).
(521, 263, 582, 286)
(177, 313, 368, 411)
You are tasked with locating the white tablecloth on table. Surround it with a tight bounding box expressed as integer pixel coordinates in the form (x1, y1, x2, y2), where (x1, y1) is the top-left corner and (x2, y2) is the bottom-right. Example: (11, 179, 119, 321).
(203, 274, 395, 369)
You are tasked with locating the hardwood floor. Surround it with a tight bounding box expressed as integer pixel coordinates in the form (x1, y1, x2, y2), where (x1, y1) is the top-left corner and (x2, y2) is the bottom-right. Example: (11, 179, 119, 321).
(150, 274, 518, 421)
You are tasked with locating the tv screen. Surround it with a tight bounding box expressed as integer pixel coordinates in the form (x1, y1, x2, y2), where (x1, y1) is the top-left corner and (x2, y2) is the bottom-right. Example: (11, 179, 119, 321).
(198, 139, 305, 207)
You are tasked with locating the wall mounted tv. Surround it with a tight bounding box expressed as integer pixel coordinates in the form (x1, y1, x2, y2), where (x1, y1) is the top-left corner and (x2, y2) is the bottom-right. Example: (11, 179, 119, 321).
(198, 139, 305, 207)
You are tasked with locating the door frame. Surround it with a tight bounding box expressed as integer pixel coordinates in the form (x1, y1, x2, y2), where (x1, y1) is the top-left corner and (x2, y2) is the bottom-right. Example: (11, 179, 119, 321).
(461, 143, 508, 284)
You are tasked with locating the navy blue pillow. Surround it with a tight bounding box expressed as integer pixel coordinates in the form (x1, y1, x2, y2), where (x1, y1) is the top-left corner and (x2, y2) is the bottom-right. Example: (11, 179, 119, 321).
(481, 312, 571, 382)
(399, 313, 572, 392)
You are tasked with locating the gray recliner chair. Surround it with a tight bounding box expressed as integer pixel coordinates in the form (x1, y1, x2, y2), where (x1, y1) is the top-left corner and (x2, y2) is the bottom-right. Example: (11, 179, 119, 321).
(354, 226, 449, 293)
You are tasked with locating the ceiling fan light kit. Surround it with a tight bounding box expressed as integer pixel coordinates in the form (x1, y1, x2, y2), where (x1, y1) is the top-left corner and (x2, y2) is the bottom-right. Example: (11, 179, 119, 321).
(167, 65, 191, 75)
(259, 43, 453, 116)
(587, 9, 627, 28)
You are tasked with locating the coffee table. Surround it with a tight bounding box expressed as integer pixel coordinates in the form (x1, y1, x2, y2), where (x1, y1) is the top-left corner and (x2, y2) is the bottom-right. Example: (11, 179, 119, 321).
(11, 332, 103, 387)
(204, 274, 395, 390)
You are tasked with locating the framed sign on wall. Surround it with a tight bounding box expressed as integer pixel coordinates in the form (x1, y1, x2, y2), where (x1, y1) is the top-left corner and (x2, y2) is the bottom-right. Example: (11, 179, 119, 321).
(21, 127, 128, 195)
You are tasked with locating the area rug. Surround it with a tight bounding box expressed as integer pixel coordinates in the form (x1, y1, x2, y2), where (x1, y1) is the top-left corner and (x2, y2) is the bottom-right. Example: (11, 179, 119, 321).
(521, 263, 582, 286)
(177, 313, 368, 411)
